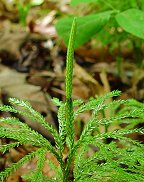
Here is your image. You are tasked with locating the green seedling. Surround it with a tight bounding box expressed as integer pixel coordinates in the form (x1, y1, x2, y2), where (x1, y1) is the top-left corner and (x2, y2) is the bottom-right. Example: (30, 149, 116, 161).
(18, 0, 44, 26)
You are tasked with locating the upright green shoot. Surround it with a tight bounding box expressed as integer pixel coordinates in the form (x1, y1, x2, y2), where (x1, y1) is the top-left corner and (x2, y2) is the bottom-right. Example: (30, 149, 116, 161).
(0, 17, 144, 182)
(65, 18, 77, 149)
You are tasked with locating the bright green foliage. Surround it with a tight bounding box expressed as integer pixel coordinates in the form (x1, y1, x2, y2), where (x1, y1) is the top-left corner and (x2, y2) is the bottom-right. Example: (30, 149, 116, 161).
(115, 8, 144, 39)
(56, 11, 112, 48)
(17, 2, 31, 25)
(56, 0, 144, 48)
(0, 148, 45, 181)
(71, 0, 97, 6)
(0, 18, 144, 182)
(21, 148, 47, 182)
(17, 0, 44, 26)
(74, 142, 144, 182)
(70, 0, 141, 9)
(46, 159, 63, 181)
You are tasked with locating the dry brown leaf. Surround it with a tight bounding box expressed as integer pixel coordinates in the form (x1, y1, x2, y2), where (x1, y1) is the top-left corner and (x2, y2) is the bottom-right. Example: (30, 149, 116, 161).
(0, 64, 57, 140)
(28, 11, 56, 37)
(100, 71, 111, 119)
(0, 27, 29, 57)
(74, 63, 103, 96)
(72, 77, 90, 99)
(43, 152, 59, 178)
(100, 71, 111, 94)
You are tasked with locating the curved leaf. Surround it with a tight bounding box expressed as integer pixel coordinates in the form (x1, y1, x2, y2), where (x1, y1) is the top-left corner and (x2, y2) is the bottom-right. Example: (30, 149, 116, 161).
(115, 8, 144, 39)
(56, 11, 113, 48)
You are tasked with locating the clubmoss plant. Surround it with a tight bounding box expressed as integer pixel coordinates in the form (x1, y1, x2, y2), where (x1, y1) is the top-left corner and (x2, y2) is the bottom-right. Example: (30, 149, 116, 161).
(0, 18, 144, 182)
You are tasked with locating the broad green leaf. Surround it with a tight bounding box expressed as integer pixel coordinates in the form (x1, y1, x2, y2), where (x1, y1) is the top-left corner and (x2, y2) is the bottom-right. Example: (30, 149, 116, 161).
(115, 8, 144, 39)
(141, 1, 144, 11)
(71, 0, 97, 6)
(31, 0, 44, 6)
(56, 11, 112, 48)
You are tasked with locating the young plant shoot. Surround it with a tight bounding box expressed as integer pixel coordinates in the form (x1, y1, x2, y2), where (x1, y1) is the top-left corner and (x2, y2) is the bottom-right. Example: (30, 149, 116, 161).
(0, 18, 144, 182)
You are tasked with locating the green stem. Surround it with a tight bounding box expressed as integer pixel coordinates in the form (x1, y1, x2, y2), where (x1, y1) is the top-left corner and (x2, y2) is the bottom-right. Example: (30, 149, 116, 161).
(63, 17, 77, 181)
(63, 147, 77, 182)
